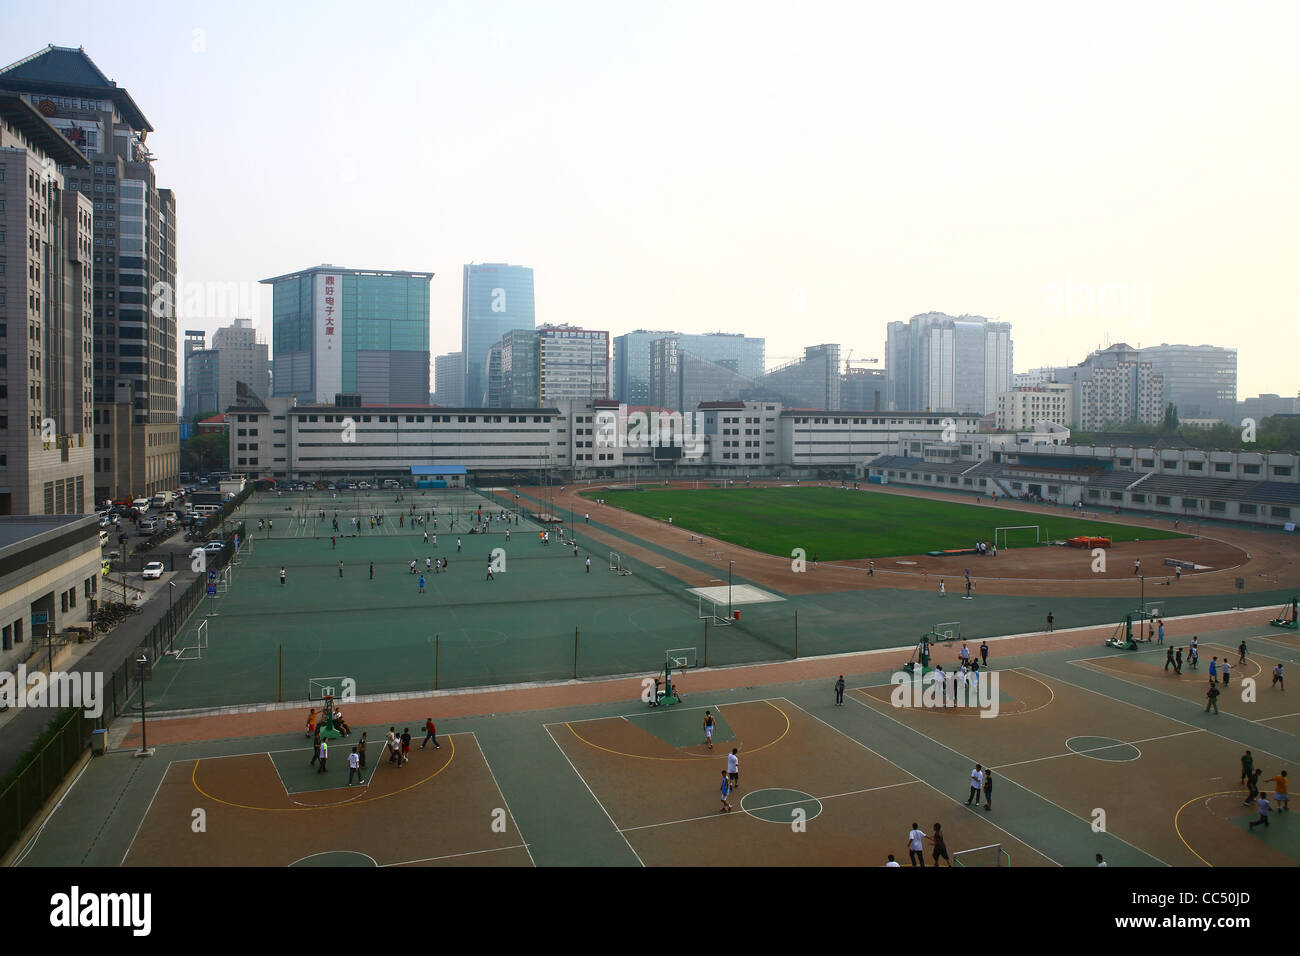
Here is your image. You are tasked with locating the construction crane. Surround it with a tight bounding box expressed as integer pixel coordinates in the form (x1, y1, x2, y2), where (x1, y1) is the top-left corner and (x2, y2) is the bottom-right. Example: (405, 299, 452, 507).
(843, 348, 880, 375)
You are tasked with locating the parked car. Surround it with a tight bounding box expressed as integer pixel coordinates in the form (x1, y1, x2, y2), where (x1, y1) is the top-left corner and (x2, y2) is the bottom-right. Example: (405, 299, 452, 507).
(142, 561, 165, 580)
(203, 541, 226, 554)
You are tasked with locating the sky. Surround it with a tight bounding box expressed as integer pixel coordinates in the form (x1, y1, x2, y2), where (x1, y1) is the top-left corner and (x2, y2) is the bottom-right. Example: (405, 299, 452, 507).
(4, 0, 1297, 399)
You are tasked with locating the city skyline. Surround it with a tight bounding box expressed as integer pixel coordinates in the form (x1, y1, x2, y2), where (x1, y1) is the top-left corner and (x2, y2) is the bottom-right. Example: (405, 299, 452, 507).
(1, 1, 1296, 402)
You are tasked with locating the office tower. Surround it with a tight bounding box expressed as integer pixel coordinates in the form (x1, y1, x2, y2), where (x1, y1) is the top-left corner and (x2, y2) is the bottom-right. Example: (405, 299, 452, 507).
(1046, 343, 1165, 429)
(0, 94, 94, 514)
(211, 318, 269, 408)
(433, 351, 464, 406)
(183, 330, 218, 420)
(462, 263, 534, 406)
(263, 265, 433, 405)
(1, 45, 180, 500)
(614, 330, 764, 404)
(886, 313, 1013, 414)
(488, 326, 609, 408)
(1138, 344, 1237, 421)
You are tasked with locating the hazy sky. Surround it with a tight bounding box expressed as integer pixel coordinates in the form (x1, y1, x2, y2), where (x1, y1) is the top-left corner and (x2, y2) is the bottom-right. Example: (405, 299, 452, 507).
(5, 0, 1297, 399)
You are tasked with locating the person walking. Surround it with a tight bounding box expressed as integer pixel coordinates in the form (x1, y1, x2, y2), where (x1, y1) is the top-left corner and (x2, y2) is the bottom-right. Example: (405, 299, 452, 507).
(369, 562, 374, 580)
(421, 717, 440, 750)
(400, 728, 412, 766)
(585, 556, 591, 574)
(280, 566, 286, 586)
(835, 675, 846, 706)
(1244, 767, 1262, 806)
(309, 727, 321, 766)
(1208, 657, 1218, 683)
(907, 824, 927, 867)
(982, 769, 993, 810)
(357, 731, 368, 769)
(457, 537, 462, 552)
(347, 747, 364, 785)
(980, 641, 990, 667)
(1241, 750, 1254, 787)
(1188, 642, 1199, 670)
(1222, 658, 1232, 687)
(338, 560, 343, 578)
(316, 737, 328, 774)
(1158, 620, 1165, 644)
(939, 580, 945, 598)
(1238, 641, 1248, 666)
(719, 770, 733, 813)
(486, 559, 494, 581)
(1273, 663, 1285, 691)
(1206, 681, 1221, 714)
(1165, 647, 1175, 672)
(1174, 647, 1183, 675)
(966, 765, 984, 806)
(1270, 770, 1289, 811)
(1046, 611, 1054, 633)
(703, 710, 716, 749)
(1134, 559, 1141, 576)
(727, 748, 740, 793)
(418, 574, 426, 593)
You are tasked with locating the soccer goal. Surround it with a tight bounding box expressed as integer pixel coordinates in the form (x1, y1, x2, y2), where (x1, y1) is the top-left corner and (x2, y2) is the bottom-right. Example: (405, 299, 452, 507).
(216, 565, 232, 593)
(666, 647, 698, 671)
(994, 525, 1041, 550)
(697, 594, 732, 626)
(953, 843, 1011, 867)
(173, 619, 208, 661)
(608, 551, 631, 575)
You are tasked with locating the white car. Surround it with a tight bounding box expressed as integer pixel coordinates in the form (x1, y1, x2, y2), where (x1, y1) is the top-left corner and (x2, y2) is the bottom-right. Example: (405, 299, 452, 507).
(142, 561, 166, 580)
(203, 541, 226, 554)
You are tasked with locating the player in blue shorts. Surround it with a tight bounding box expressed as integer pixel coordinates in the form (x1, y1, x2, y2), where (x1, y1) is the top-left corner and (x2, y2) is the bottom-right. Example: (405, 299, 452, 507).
(719, 770, 732, 812)
(703, 711, 715, 750)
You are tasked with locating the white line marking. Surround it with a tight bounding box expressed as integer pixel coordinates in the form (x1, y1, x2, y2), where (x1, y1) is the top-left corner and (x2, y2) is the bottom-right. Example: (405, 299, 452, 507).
(543, 722, 645, 866)
(470, 731, 536, 868)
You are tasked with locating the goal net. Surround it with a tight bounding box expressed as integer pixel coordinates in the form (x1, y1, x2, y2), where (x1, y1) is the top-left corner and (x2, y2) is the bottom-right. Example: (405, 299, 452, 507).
(216, 565, 232, 593)
(698, 594, 732, 626)
(994, 525, 1041, 550)
(953, 843, 1010, 867)
(608, 552, 631, 575)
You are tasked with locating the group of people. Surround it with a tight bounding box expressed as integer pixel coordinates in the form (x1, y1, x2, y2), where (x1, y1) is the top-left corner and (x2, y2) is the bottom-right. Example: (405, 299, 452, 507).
(1242, 751, 1289, 829)
(974, 541, 996, 556)
(301, 711, 443, 785)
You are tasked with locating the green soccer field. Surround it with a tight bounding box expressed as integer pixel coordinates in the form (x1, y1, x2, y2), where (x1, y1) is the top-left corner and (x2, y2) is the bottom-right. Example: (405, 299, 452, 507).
(585, 486, 1186, 560)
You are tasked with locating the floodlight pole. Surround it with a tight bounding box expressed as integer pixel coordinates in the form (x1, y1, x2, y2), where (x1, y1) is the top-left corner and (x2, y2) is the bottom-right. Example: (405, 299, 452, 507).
(1139, 574, 1145, 617)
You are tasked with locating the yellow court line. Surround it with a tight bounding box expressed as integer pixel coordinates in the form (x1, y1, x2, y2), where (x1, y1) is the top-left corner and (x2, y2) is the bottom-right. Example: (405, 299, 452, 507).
(1173, 790, 1252, 867)
(565, 700, 791, 761)
(191, 734, 457, 812)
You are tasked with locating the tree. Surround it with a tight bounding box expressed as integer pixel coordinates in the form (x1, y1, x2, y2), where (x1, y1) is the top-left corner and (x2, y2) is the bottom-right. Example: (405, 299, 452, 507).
(1162, 403, 1180, 432)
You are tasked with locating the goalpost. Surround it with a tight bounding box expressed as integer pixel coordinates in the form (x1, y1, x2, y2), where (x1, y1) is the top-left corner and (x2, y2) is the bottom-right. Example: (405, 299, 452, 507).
(173, 619, 208, 661)
(698, 594, 732, 626)
(994, 525, 1041, 550)
(216, 565, 232, 593)
(953, 843, 1011, 867)
(608, 551, 631, 575)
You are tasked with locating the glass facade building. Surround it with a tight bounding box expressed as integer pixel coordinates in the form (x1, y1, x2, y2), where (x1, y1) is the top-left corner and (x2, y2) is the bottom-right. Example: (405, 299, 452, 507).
(264, 266, 433, 405)
(1139, 344, 1237, 421)
(886, 313, 1013, 414)
(615, 330, 764, 404)
(462, 263, 535, 407)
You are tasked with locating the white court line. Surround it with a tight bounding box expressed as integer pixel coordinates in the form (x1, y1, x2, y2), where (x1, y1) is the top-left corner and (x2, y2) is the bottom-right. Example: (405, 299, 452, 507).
(470, 731, 536, 867)
(1068, 658, 1283, 727)
(382, 843, 531, 866)
(992, 728, 1202, 771)
(1029, 665, 1295, 757)
(542, 694, 790, 729)
(542, 722, 645, 867)
(836, 689, 1135, 867)
(119, 756, 176, 866)
(1255, 711, 1300, 724)
(618, 779, 920, 834)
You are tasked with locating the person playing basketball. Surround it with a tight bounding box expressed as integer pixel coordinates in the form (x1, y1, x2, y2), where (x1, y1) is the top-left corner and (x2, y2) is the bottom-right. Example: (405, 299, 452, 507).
(703, 710, 715, 750)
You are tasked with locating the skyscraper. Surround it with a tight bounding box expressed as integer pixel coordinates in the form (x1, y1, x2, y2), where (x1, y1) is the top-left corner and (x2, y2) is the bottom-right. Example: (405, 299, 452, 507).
(613, 330, 764, 404)
(263, 265, 433, 405)
(462, 263, 534, 407)
(433, 351, 464, 406)
(0, 45, 180, 501)
(0, 94, 94, 515)
(886, 313, 1013, 414)
(1138, 344, 1237, 421)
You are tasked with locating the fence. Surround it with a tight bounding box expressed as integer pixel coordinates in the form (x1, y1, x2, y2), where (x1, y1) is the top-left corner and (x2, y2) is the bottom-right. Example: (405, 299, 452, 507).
(0, 518, 244, 859)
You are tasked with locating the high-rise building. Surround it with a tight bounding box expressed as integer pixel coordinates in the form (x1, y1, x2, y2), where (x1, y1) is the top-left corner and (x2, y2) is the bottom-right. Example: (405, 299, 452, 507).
(1138, 344, 1237, 421)
(487, 326, 609, 408)
(1046, 343, 1164, 429)
(263, 265, 433, 405)
(0, 45, 181, 501)
(185, 318, 269, 419)
(613, 330, 764, 404)
(462, 263, 534, 406)
(0, 94, 94, 515)
(886, 313, 1013, 414)
(841, 368, 886, 411)
(183, 330, 218, 420)
(432, 351, 464, 406)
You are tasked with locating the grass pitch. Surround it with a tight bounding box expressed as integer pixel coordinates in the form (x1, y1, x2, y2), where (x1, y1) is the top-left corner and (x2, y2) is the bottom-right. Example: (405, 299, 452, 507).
(587, 486, 1185, 561)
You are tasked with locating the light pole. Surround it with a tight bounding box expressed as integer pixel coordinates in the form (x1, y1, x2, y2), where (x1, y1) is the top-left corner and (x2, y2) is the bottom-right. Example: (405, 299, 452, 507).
(168, 580, 175, 625)
(1139, 574, 1146, 620)
(728, 560, 735, 621)
(135, 654, 154, 757)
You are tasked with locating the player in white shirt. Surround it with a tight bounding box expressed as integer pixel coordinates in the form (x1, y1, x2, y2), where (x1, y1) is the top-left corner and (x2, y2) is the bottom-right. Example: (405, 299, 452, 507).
(907, 824, 927, 867)
(966, 764, 984, 805)
(726, 748, 740, 793)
